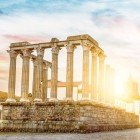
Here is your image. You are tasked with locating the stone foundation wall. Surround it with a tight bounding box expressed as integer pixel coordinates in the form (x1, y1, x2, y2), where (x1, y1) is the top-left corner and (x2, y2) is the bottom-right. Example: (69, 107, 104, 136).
(0, 101, 139, 133)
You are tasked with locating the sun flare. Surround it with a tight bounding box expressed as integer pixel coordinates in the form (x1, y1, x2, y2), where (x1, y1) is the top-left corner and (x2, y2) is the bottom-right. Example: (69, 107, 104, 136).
(115, 74, 125, 98)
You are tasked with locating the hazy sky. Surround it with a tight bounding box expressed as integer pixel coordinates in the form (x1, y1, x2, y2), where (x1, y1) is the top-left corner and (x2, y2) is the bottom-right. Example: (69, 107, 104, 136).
(0, 0, 140, 94)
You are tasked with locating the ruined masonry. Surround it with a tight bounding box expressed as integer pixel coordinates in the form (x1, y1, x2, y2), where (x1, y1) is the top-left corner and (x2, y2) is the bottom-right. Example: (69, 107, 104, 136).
(0, 34, 139, 133)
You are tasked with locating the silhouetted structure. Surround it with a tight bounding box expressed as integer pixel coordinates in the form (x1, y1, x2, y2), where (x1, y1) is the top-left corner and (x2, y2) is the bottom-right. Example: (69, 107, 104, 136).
(125, 75, 139, 99)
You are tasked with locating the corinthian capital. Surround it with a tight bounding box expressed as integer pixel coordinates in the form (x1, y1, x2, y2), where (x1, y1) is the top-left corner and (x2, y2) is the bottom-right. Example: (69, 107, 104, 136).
(82, 40, 92, 51)
(43, 62, 47, 69)
(66, 43, 76, 53)
(7, 50, 18, 58)
(46, 62, 52, 68)
(43, 61, 52, 69)
(51, 44, 61, 54)
(36, 47, 45, 56)
(21, 49, 32, 57)
(31, 58, 38, 66)
(91, 48, 99, 56)
(98, 52, 106, 59)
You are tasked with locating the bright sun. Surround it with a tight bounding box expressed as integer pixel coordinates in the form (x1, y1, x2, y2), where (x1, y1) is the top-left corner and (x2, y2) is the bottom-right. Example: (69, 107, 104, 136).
(115, 74, 125, 98)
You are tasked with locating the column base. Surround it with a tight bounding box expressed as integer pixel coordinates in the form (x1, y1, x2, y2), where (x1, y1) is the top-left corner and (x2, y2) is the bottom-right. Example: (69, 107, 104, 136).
(49, 98, 58, 102)
(6, 98, 16, 103)
(33, 98, 42, 102)
(65, 97, 73, 101)
(81, 97, 90, 101)
(20, 98, 30, 102)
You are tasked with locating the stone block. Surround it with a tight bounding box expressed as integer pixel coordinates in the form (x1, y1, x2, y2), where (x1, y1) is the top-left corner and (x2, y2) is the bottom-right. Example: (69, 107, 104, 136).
(0, 101, 139, 133)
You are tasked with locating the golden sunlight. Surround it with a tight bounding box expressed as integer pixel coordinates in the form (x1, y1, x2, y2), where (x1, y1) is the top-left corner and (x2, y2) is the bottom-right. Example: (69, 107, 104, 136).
(115, 73, 125, 98)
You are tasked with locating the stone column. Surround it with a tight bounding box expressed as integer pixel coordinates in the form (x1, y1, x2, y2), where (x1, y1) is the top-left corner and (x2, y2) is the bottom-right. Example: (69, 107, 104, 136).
(98, 52, 106, 102)
(42, 62, 48, 102)
(82, 41, 91, 100)
(20, 49, 31, 102)
(105, 64, 110, 103)
(50, 45, 60, 101)
(91, 48, 98, 100)
(6, 50, 18, 103)
(34, 47, 44, 102)
(31, 57, 37, 100)
(66, 44, 75, 100)
(105, 65, 115, 104)
(110, 67, 115, 104)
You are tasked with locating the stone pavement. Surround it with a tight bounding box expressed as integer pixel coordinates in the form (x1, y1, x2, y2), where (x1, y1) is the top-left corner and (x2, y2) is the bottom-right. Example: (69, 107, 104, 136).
(0, 128, 140, 140)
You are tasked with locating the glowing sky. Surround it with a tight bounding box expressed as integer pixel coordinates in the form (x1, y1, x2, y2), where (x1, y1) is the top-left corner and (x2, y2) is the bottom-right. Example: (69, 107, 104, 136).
(0, 0, 140, 94)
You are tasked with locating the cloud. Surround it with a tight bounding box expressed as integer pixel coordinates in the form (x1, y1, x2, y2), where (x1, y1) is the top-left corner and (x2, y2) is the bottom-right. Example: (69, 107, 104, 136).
(3, 34, 48, 43)
(0, 9, 4, 14)
(0, 69, 8, 80)
(0, 0, 85, 15)
(0, 53, 8, 62)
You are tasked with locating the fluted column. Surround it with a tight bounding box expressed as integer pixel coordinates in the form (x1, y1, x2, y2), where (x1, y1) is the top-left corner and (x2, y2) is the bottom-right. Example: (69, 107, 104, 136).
(20, 49, 31, 102)
(42, 62, 48, 101)
(105, 65, 115, 104)
(110, 67, 115, 104)
(91, 48, 98, 100)
(6, 50, 18, 103)
(34, 47, 44, 102)
(31, 57, 37, 100)
(105, 64, 110, 103)
(50, 45, 60, 101)
(82, 41, 91, 100)
(98, 52, 106, 102)
(66, 44, 75, 100)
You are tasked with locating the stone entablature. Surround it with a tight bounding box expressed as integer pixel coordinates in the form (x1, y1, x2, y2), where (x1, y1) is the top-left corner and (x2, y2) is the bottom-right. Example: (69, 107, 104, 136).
(10, 35, 101, 51)
(0, 101, 139, 133)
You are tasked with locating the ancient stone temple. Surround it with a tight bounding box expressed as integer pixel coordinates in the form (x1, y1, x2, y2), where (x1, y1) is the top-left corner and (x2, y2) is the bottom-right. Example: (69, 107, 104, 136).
(0, 34, 139, 133)
(6, 34, 106, 102)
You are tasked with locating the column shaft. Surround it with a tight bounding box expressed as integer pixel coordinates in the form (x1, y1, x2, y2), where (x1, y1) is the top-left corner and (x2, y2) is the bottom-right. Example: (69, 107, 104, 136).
(50, 46, 60, 101)
(91, 50, 98, 100)
(110, 67, 115, 104)
(20, 49, 31, 102)
(34, 47, 44, 102)
(98, 53, 105, 102)
(32, 59, 37, 100)
(42, 63, 48, 101)
(6, 50, 17, 102)
(66, 45, 75, 100)
(105, 65, 115, 104)
(51, 53, 58, 99)
(82, 44, 90, 100)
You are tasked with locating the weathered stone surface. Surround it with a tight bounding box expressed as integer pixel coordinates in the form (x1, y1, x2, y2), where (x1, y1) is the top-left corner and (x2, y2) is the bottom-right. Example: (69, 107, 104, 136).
(0, 101, 139, 133)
